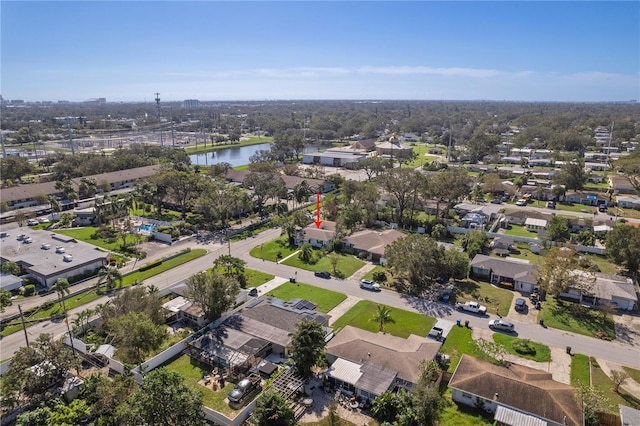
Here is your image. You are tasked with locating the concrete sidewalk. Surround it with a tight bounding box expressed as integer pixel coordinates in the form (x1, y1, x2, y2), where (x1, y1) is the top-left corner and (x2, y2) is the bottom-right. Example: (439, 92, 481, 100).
(326, 295, 363, 326)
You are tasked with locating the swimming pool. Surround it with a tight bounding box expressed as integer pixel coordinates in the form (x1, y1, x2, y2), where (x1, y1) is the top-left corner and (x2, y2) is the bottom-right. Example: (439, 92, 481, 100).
(139, 223, 157, 233)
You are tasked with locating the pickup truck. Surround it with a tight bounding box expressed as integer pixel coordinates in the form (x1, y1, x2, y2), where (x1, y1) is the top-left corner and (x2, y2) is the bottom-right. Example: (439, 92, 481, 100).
(427, 326, 443, 340)
(455, 301, 487, 315)
(228, 374, 262, 406)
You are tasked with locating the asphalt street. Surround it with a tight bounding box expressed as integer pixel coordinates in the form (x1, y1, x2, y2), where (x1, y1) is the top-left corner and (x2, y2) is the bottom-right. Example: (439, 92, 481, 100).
(2, 226, 639, 370)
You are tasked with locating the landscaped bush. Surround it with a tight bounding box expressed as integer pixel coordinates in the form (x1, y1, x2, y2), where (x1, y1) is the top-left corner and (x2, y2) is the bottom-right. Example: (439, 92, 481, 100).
(373, 270, 387, 283)
(23, 284, 35, 296)
(512, 339, 536, 356)
(92, 225, 118, 242)
(139, 260, 162, 271)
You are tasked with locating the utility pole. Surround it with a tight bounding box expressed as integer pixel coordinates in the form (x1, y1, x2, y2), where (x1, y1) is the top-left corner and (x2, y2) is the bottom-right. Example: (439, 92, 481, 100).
(18, 304, 29, 348)
(0, 132, 6, 158)
(66, 118, 75, 155)
(155, 92, 163, 146)
(607, 121, 615, 163)
(171, 119, 175, 148)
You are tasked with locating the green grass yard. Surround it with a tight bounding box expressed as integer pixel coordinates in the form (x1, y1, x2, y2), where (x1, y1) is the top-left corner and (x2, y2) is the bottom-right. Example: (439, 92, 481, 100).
(331, 300, 436, 338)
(539, 297, 616, 340)
(440, 326, 487, 373)
(570, 353, 590, 387)
(161, 354, 238, 416)
(266, 282, 346, 313)
(492, 334, 551, 362)
(590, 358, 640, 412)
(451, 279, 514, 317)
(249, 235, 297, 262)
(55, 226, 127, 252)
(281, 252, 366, 278)
(501, 224, 538, 238)
(439, 386, 494, 426)
(244, 269, 275, 288)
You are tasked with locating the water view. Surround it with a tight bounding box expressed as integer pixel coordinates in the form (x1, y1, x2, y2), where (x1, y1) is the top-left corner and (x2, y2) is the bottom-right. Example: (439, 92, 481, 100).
(189, 142, 325, 167)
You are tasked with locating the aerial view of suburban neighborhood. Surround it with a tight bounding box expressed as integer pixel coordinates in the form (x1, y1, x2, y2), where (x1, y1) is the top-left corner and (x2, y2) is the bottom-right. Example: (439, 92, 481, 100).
(1, 2, 639, 426)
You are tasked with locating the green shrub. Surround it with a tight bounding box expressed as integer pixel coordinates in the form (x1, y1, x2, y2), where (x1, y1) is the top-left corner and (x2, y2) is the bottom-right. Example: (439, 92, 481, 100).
(139, 261, 162, 271)
(23, 284, 36, 296)
(373, 271, 387, 283)
(512, 339, 536, 355)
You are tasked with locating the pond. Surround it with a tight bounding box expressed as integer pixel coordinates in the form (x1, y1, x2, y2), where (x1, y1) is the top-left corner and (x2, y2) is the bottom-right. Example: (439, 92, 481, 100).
(189, 142, 326, 167)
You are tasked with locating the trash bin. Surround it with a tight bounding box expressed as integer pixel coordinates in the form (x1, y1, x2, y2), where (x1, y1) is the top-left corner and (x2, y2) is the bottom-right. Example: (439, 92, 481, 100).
(456, 319, 461, 327)
(566, 346, 571, 355)
(539, 319, 544, 326)
(464, 320, 469, 328)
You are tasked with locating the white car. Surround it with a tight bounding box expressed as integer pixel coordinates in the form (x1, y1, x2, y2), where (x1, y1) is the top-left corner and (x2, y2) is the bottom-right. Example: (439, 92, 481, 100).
(515, 199, 527, 206)
(38, 217, 50, 223)
(360, 279, 381, 291)
(27, 219, 39, 226)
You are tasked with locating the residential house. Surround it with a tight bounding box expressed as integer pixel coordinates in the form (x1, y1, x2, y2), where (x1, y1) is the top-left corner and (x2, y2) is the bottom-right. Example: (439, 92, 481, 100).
(524, 217, 548, 233)
(584, 162, 609, 172)
(449, 355, 583, 426)
(619, 405, 640, 426)
(609, 175, 636, 194)
(503, 210, 552, 226)
(189, 297, 331, 374)
(564, 192, 609, 207)
(490, 237, 515, 257)
(559, 271, 637, 311)
(295, 221, 337, 248)
(470, 254, 538, 293)
(324, 325, 441, 401)
(616, 196, 640, 210)
(342, 229, 405, 264)
(567, 217, 599, 233)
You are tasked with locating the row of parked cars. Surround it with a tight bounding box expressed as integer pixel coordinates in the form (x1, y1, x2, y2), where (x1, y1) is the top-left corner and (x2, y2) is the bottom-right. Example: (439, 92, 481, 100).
(27, 217, 50, 226)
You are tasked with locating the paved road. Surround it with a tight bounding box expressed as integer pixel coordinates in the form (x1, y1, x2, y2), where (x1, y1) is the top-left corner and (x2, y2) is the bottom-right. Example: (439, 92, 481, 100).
(2, 227, 639, 370)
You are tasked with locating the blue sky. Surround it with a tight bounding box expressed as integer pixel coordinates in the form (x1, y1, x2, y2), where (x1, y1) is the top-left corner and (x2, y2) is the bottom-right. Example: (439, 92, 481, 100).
(2, 1, 638, 102)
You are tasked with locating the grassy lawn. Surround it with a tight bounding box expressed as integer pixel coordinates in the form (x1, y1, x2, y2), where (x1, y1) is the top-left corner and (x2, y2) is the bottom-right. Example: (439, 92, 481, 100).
(492, 334, 551, 362)
(570, 353, 591, 387)
(331, 300, 436, 339)
(0, 249, 207, 337)
(539, 297, 616, 340)
(440, 326, 486, 373)
(55, 226, 125, 251)
(590, 358, 640, 412)
(266, 282, 346, 313)
(502, 224, 538, 238)
(245, 268, 275, 288)
(555, 202, 598, 214)
(161, 354, 238, 416)
(505, 242, 544, 265)
(361, 265, 386, 282)
(623, 366, 640, 384)
(249, 235, 297, 262)
(451, 279, 514, 317)
(439, 386, 494, 425)
(282, 252, 366, 278)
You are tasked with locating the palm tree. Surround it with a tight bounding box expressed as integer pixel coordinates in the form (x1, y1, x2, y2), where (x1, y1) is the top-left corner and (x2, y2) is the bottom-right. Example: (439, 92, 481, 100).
(52, 278, 70, 314)
(147, 284, 159, 295)
(299, 244, 314, 263)
(48, 195, 61, 222)
(97, 266, 123, 292)
(370, 304, 394, 333)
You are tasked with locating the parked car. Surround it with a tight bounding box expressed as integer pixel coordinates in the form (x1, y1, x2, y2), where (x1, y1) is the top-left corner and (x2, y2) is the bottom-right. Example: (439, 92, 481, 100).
(515, 199, 527, 206)
(546, 201, 556, 209)
(314, 271, 331, 279)
(38, 217, 50, 223)
(515, 298, 527, 312)
(227, 374, 261, 406)
(489, 319, 515, 333)
(490, 199, 503, 204)
(27, 219, 39, 226)
(360, 279, 381, 291)
(428, 326, 444, 340)
(248, 288, 258, 297)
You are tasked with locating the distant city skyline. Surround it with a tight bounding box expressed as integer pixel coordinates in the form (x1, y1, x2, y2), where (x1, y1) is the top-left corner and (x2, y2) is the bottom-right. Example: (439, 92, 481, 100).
(2, 1, 638, 102)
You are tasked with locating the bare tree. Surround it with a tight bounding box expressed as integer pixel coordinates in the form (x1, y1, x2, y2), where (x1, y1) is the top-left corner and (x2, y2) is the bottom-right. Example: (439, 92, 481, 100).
(611, 370, 629, 393)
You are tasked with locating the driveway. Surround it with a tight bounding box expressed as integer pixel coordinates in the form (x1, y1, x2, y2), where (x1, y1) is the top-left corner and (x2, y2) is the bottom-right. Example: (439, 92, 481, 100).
(612, 312, 640, 346)
(505, 294, 540, 325)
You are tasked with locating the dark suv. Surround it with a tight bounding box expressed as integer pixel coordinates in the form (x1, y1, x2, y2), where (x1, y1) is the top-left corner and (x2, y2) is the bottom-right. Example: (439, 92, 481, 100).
(314, 271, 331, 279)
(515, 298, 527, 312)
